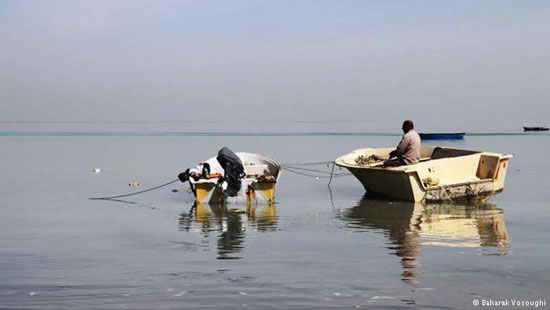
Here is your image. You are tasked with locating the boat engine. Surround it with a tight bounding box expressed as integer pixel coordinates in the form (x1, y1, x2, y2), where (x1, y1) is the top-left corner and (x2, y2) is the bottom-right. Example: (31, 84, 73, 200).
(216, 147, 245, 197)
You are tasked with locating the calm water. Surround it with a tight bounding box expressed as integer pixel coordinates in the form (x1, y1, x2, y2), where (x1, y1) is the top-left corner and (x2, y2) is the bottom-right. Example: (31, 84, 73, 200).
(1, 123, 549, 309)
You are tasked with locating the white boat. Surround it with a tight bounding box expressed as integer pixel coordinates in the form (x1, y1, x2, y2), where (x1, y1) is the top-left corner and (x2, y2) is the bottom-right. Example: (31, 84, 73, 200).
(192, 152, 281, 204)
(335, 146, 513, 202)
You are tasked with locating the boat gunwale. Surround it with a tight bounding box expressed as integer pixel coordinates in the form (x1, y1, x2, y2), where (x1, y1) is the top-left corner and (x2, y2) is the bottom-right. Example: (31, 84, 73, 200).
(335, 148, 513, 172)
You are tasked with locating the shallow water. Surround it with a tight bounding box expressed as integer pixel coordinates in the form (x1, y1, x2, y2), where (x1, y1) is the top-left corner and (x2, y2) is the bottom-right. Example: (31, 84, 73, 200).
(1, 123, 549, 309)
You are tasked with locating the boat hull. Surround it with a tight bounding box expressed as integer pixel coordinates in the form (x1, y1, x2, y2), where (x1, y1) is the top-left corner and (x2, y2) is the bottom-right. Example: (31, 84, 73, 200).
(419, 133, 465, 140)
(523, 127, 549, 131)
(336, 147, 513, 202)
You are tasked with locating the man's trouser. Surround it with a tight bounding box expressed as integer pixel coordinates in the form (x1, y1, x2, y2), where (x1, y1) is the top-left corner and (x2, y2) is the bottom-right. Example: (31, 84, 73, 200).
(383, 157, 407, 167)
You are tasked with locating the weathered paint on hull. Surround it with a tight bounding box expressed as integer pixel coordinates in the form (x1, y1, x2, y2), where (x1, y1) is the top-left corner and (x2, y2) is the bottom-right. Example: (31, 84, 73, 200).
(194, 180, 278, 204)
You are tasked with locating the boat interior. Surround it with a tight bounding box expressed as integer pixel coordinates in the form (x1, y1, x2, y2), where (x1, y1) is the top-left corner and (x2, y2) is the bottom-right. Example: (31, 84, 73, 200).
(410, 147, 506, 185)
(242, 161, 280, 180)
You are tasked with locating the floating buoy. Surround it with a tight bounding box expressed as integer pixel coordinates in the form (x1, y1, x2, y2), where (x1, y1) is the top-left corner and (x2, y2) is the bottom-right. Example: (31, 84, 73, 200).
(129, 182, 139, 187)
(93, 168, 101, 173)
(315, 177, 320, 181)
(423, 177, 439, 186)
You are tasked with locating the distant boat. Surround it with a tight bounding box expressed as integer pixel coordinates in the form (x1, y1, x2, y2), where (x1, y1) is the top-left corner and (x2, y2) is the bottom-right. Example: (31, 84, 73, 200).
(523, 127, 549, 131)
(419, 132, 466, 140)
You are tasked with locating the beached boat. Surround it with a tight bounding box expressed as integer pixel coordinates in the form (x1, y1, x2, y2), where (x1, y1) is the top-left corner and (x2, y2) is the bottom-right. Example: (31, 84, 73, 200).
(419, 132, 466, 140)
(523, 127, 549, 131)
(192, 153, 281, 204)
(335, 147, 513, 202)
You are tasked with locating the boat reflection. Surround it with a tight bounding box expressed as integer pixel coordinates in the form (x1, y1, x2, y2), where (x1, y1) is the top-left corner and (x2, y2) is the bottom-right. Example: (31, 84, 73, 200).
(179, 202, 278, 260)
(339, 196, 510, 283)
(420, 203, 509, 249)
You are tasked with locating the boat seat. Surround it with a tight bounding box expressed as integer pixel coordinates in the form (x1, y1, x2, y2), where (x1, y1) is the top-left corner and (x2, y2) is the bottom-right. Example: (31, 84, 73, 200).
(244, 164, 269, 177)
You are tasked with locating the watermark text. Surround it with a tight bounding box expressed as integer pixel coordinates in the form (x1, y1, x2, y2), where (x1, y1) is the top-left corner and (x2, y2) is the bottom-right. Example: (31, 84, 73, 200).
(473, 298, 547, 308)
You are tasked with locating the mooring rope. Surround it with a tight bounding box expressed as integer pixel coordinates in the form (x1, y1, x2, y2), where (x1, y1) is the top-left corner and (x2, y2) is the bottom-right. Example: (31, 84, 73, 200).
(327, 162, 336, 187)
(281, 166, 350, 179)
(89, 179, 179, 200)
(283, 165, 341, 175)
(281, 160, 351, 180)
(280, 161, 334, 166)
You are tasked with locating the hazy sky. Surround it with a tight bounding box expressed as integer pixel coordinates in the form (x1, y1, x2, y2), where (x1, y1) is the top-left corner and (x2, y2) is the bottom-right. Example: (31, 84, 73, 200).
(1, 0, 549, 126)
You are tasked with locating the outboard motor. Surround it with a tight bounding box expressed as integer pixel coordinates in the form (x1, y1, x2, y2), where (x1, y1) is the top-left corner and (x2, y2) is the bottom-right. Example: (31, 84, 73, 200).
(216, 147, 245, 197)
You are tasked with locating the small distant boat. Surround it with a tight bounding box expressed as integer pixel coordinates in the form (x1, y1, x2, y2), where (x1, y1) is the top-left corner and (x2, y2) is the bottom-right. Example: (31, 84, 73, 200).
(419, 132, 466, 140)
(335, 146, 513, 202)
(192, 153, 281, 204)
(523, 127, 549, 131)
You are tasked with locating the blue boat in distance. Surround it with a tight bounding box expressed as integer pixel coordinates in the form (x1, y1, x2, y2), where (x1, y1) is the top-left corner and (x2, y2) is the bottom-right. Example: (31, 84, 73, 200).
(523, 127, 549, 131)
(419, 132, 466, 140)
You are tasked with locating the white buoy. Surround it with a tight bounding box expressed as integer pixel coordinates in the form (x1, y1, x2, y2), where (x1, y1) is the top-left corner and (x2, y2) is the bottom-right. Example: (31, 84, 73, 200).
(93, 168, 101, 173)
(315, 177, 320, 181)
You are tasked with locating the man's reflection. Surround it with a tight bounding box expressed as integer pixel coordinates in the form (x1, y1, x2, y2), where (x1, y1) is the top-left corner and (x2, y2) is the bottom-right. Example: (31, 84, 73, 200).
(339, 196, 510, 283)
(341, 198, 422, 283)
(178, 202, 278, 259)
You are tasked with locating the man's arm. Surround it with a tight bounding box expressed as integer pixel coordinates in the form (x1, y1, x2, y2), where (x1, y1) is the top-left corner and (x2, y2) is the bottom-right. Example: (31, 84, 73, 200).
(205, 173, 223, 179)
(395, 135, 411, 156)
(389, 136, 405, 158)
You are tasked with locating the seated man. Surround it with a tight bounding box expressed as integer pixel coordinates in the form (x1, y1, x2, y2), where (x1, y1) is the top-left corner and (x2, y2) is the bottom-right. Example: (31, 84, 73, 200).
(384, 120, 421, 167)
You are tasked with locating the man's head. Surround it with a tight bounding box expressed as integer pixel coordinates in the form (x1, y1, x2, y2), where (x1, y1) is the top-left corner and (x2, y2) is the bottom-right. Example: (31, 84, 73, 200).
(402, 120, 414, 133)
(178, 169, 191, 183)
(178, 169, 202, 183)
